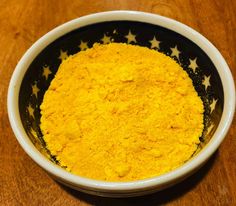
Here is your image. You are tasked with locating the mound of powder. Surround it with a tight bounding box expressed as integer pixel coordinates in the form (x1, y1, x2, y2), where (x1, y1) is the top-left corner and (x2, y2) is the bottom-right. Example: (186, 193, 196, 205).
(40, 43, 204, 181)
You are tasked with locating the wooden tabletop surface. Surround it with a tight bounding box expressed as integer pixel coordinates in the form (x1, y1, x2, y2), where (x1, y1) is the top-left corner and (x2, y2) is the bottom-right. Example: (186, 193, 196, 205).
(0, 0, 235, 205)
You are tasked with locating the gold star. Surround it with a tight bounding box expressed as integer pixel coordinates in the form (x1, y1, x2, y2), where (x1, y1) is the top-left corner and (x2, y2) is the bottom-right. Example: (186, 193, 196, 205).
(30, 127, 37, 137)
(202, 75, 211, 91)
(59, 50, 68, 61)
(32, 83, 39, 98)
(207, 124, 214, 135)
(149, 36, 160, 49)
(170, 45, 181, 59)
(27, 104, 34, 118)
(78, 40, 88, 51)
(101, 34, 111, 44)
(125, 30, 136, 44)
(189, 58, 198, 73)
(42, 66, 52, 80)
(210, 98, 218, 113)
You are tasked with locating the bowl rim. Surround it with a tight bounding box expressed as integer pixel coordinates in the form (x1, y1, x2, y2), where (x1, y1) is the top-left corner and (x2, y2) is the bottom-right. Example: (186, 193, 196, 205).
(7, 10, 235, 192)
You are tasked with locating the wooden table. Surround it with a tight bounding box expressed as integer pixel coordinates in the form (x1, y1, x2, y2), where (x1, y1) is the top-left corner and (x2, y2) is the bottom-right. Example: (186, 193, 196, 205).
(0, 0, 235, 205)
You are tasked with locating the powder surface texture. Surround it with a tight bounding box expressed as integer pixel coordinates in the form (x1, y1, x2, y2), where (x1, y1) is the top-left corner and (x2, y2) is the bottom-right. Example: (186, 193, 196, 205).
(40, 43, 204, 181)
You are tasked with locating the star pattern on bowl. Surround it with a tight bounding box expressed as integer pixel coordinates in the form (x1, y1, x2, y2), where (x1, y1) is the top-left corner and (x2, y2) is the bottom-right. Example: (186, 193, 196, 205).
(59, 50, 68, 61)
(78, 40, 88, 51)
(101, 34, 111, 44)
(30, 127, 37, 138)
(170, 45, 181, 60)
(188, 58, 198, 73)
(42, 65, 52, 80)
(210, 98, 218, 113)
(206, 123, 215, 135)
(25, 27, 220, 142)
(202, 75, 211, 91)
(149, 36, 161, 49)
(27, 104, 34, 118)
(31, 82, 39, 98)
(125, 30, 137, 44)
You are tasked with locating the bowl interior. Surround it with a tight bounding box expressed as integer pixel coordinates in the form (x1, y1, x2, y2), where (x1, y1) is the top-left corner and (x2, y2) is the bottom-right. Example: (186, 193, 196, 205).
(19, 21, 224, 166)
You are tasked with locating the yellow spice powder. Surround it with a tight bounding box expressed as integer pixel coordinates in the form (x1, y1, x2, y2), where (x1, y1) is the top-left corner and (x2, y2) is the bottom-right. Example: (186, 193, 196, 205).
(40, 43, 204, 181)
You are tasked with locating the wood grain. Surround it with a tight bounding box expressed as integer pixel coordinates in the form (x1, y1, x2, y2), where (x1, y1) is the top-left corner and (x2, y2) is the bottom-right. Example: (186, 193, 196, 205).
(0, 0, 235, 205)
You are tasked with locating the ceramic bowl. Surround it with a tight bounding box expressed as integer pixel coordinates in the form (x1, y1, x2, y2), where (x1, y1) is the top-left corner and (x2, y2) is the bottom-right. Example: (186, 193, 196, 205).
(8, 11, 235, 197)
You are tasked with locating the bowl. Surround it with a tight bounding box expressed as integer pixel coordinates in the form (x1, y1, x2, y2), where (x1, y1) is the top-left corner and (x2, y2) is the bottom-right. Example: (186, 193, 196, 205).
(8, 11, 235, 197)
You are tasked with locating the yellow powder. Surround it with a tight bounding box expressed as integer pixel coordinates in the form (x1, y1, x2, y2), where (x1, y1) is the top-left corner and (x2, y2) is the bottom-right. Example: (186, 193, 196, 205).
(40, 43, 204, 181)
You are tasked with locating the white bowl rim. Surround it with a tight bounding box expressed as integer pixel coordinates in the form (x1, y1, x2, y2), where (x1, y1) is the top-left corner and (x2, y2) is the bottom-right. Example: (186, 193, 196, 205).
(7, 10, 235, 192)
